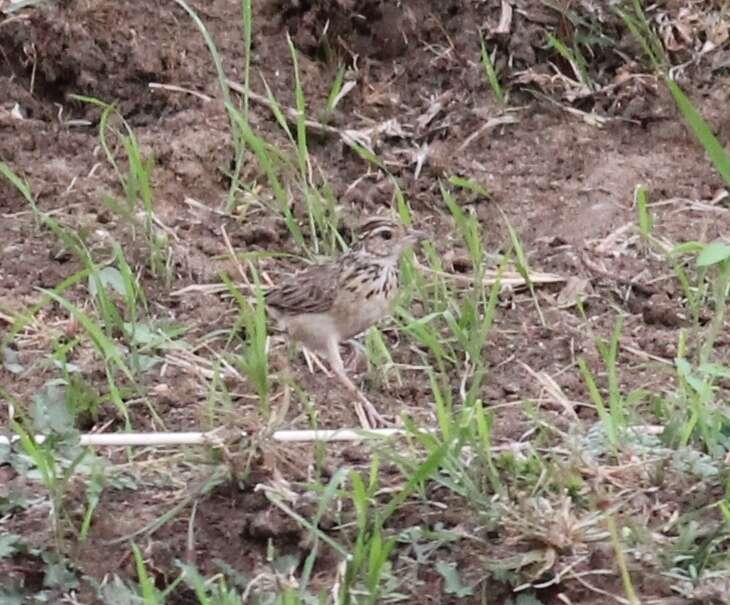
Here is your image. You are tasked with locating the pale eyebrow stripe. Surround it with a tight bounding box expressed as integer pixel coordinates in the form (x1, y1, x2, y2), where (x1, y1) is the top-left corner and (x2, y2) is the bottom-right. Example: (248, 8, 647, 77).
(361, 222, 396, 235)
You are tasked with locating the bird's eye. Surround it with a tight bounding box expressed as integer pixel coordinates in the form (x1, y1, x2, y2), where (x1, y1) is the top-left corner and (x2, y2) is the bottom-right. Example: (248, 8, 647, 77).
(379, 230, 393, 240)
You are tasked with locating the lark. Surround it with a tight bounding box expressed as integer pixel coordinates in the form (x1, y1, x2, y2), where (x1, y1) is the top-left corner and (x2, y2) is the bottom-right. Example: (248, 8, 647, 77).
(265, 217, 426, 428)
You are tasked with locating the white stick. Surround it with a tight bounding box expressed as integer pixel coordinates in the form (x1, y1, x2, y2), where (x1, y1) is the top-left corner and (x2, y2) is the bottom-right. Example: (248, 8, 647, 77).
(0, 428, 424, 448)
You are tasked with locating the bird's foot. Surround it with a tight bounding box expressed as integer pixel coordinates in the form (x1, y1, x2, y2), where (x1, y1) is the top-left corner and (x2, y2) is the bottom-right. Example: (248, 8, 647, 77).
(353, 393, 392, 429)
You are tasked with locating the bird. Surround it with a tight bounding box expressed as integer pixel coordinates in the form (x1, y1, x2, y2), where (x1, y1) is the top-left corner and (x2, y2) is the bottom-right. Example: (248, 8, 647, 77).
(265, 216, 426, 428)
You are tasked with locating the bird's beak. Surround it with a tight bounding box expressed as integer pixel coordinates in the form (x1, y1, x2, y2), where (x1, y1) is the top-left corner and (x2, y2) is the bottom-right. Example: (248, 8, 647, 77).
(406, 229, 427, 244)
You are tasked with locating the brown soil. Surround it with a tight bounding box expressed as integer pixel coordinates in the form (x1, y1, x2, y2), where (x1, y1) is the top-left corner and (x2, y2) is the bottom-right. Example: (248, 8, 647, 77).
(1, 0, 729, 603)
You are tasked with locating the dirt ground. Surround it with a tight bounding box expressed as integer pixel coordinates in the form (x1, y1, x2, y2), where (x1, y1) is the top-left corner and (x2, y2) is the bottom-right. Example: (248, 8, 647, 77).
(1, 0, 730, 603)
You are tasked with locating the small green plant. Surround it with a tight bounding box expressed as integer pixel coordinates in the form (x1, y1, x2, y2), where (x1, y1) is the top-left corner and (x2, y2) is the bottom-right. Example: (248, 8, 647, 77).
(667, 80, 730, 185)
(502, 211, 545, 326)
(546, 32, 594, 92)
(696, 242, 730, 364)
(607, 515, 641, 605)
(222, 0, 254, 211)
(323, 64, 346, 117)
(664, 241, 730, 454)
(634, 185, 653, 243)
(615, 1, 667, 72)
(579, 317, 649, 449)
(12, 421, 68, 553)
(442, 183, 483, 273)
(224, 271, 270, 414)
(339, 442, 449, 602)
(364, 328, 399, 389)
(618, 0, 730, 187)
(0, 161, 166, 426)
(228, 105, 306, 247)
(180, 0, 346, 257)
(179, 562, 245, 604)
(0, 534, 79, 602)
(10, 381, 101, 553)
(479, 35, 504, 105)
(131, 542, 166, 604)
(173, 0, 245, 211)
(73, 96, 174, 286)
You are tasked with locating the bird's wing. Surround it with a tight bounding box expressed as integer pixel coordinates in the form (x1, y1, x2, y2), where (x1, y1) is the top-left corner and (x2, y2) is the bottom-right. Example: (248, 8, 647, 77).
(265, 261, 341, 314)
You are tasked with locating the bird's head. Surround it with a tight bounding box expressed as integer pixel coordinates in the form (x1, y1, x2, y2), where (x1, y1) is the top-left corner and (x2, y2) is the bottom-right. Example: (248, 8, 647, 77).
(355, 217, 427, 260)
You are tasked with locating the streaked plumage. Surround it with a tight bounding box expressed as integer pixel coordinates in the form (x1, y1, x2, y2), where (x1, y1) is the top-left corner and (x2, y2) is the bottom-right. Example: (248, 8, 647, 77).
(265, 216, 426, 428)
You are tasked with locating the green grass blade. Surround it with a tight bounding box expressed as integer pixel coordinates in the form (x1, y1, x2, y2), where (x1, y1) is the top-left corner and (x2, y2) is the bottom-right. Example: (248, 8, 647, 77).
(479, 36, 504, 105)
(665, 79, 730, 187)
(40, 289, 136, 385)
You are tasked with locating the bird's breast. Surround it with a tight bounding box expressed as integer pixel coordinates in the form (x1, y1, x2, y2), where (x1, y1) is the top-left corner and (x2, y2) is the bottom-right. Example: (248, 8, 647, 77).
(333, 264, 399, 340)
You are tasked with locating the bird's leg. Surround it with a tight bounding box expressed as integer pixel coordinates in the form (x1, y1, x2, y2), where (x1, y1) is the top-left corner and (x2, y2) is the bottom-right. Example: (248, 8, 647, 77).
(325, 339, 388, 429)
(302, 346, 331, 377)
